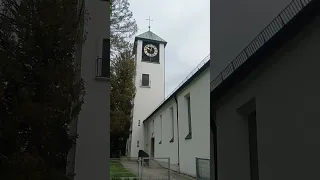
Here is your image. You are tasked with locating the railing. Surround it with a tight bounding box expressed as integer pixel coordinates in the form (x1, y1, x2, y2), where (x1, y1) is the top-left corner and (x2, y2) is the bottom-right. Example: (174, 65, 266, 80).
(140, 157, 171, 180)
(196, 158, 210, 180)
(210, 0, 312, 91)
(110, 157, 171, 180)
(96, 57, 110, 78)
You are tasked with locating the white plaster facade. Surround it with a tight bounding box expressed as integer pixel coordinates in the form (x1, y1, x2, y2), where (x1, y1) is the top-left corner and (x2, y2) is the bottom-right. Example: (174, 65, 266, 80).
(129, 37, 166, 157)
(127, 30, 210, 177)
(143, 66, 210, 177)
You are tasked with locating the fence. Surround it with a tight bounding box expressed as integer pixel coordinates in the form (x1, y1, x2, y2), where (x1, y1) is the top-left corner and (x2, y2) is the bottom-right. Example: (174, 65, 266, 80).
(140, 157, 170, 180)
(195, 158, 210, 180)
(110, 157, 170, 180)
(110, 157, 139, 180)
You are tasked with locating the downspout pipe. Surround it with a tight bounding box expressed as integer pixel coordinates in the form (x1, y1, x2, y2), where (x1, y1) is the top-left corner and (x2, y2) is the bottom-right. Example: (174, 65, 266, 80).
(174, 95, 180, 173)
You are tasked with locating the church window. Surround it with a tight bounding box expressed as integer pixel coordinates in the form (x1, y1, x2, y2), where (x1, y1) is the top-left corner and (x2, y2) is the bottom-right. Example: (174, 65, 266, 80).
(137, 141, 139, 147)
(159, 115, 162, 144)
(141, 74, 150, 87)
(138, 120, 140, 126)
(170, 107, 174, 142)
(185, 93, 192, 140)
(152, 119, 155, 136)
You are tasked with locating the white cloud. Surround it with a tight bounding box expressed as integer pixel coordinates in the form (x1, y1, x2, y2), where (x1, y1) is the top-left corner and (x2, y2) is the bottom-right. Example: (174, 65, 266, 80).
(128, 0, 210, 96)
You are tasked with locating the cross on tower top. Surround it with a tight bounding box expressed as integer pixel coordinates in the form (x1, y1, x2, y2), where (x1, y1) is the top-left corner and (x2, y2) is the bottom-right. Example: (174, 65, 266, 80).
(146, 16, 153, 31)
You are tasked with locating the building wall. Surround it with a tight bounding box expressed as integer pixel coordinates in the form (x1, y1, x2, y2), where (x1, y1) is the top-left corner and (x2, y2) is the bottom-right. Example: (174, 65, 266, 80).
(144, 98, 179, 170)
(144, 68, 210, 177)
(210, 0, 292, 86)
(214, 15, 320, 180)
(74, 0, 110, 180)
(176, 68, 210, 176)
(130, 40, 166, 157)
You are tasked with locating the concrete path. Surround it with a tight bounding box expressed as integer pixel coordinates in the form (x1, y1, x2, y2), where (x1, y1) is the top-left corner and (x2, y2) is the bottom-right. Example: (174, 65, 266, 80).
(120, 159, 196, 180)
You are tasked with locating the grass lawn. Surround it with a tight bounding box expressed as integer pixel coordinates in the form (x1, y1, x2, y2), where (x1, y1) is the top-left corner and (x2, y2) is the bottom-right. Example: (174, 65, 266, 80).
(110, 160, 137, 180)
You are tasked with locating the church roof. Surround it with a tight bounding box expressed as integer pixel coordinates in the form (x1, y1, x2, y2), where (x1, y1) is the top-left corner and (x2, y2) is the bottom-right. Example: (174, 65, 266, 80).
(134, 30, 167, 46)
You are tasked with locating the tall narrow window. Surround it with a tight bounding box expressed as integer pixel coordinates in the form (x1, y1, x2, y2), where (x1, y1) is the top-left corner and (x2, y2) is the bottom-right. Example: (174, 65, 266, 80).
(170, 107, 174, 142)
(138, 120, 140, 126)
(159, 115, 162, 144)
(248, 110, 259, 180)
(145, 125, 148, 147)
(185, 94, 192, 140)
(152, 120, 155, 136)
(137, 141, 139, 147)
(141, 74, 150, 87)
(100, 38, 110, 78)
(237, 98, 258, 180)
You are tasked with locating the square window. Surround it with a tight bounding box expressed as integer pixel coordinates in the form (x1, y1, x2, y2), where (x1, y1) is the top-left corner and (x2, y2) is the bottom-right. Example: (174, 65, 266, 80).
(141, 74, 150, 87)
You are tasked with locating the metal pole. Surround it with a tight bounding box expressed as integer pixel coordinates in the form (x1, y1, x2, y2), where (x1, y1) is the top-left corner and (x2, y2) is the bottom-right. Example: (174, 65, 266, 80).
(138, 157, 141, 180)
(168, 158, 170, 180)
(195, 157, 199, 179)
(141, 157, 144, 180)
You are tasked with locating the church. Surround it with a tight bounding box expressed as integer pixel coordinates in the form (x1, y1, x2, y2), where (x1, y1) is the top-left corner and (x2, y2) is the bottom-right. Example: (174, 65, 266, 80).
(126, 29, 210, 177)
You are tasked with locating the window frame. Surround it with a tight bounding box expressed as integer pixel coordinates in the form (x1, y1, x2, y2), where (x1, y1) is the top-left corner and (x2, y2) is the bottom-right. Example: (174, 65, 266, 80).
(169, 106, 174, 143)
(159, 115, 162, 144)
(141, 73, 150, 87)
(185, 93, 192, 140)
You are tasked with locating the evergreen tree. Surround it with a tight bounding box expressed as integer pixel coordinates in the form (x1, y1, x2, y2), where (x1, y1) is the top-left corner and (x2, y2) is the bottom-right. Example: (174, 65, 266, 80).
(110, 0, 137, 156)
(0, 0, 86, 179)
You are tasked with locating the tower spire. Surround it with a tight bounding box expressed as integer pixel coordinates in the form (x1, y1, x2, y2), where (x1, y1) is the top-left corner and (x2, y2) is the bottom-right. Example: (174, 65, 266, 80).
(146, 16, 153, 31)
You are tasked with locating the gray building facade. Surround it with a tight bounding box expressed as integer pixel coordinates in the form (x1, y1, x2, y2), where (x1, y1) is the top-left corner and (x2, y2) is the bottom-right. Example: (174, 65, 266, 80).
(67, 0, 110, 180)
(211, 0, 320, 180)
(210, 0, 293, 82)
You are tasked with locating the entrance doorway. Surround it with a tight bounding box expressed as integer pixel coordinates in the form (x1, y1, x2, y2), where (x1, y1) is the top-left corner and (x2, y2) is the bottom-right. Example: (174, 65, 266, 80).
(151, 138, 155, 157)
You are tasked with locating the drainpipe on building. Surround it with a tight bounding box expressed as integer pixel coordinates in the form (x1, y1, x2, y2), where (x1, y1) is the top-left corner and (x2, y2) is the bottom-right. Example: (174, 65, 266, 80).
(174, 95, 180, 173)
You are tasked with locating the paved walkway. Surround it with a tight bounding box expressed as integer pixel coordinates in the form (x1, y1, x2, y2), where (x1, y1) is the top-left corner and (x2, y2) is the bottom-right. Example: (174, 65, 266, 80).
(120, 159, 196, 180)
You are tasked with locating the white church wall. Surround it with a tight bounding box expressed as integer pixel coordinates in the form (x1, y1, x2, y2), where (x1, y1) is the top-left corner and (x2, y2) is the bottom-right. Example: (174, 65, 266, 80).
(176, 68, 210, 176)
(144, 98, 179, 169)
(130, 40, 166, 157)
(143, 67, 210, 176)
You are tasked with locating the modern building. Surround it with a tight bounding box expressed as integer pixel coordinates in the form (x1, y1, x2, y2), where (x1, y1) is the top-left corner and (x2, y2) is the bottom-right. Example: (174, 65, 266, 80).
(210, 0, 320, 180)
(67, 0, 110, 180)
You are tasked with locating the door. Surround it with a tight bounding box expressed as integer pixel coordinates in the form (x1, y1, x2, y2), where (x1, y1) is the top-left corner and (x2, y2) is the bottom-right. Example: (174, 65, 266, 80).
(151, 138, 155, 157)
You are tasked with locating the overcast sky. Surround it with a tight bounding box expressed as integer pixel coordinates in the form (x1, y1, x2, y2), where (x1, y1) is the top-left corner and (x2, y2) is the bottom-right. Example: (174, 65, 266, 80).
(128, 0, 210, 97)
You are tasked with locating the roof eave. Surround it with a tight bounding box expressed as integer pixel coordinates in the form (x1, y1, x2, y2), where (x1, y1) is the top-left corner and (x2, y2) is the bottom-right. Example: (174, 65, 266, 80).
(143, 60, 210, 123)
(210, 0, 320, 108)
(134, 37, 167, 47)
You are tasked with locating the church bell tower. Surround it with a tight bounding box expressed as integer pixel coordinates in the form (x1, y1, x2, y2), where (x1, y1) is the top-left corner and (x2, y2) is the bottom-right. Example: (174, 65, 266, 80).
(128, 29, 167, 157)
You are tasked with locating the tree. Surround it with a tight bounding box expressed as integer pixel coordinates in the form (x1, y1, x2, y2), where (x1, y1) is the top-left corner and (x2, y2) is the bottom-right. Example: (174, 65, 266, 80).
(110, 0, 138, 58)
(110, 0, 137, 157)
(110, 45, 135, 156)
(0, 0, 86, 179)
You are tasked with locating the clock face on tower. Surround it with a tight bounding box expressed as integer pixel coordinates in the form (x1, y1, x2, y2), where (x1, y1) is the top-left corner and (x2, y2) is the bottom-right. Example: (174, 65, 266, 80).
(142, 41, 160, 63)
(144, 44, 158, 57)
